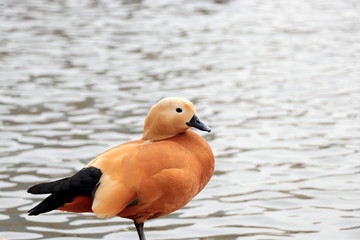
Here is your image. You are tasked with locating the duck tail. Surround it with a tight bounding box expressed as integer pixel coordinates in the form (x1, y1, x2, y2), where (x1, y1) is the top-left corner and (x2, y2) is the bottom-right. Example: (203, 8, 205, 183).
(27, 167, 102, 216)
(28, 193, 73, 215)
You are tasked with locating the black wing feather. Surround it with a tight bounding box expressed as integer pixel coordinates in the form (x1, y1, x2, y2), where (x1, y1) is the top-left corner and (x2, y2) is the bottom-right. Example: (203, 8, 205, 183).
(28, 167, 102, 216)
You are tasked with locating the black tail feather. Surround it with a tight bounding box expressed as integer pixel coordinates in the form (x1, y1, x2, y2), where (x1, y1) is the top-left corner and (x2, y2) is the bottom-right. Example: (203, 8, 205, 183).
(27, 178, 70, 194)
(27, 167, 102, 216)
(28, 193, 73, 215)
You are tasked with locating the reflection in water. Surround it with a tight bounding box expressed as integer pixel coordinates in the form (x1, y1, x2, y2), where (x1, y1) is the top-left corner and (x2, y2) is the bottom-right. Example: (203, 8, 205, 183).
(1, 0, 360, 239)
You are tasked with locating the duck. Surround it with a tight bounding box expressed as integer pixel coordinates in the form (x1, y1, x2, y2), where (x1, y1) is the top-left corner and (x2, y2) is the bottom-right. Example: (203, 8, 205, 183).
(27, 97, 215, 240)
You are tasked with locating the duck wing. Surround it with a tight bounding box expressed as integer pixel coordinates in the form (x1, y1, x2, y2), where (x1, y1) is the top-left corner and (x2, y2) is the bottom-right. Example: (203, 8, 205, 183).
(27, 167, 102, 215)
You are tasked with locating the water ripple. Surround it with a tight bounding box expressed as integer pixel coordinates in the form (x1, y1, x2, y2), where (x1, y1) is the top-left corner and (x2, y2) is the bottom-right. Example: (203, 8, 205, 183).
(1, 0, 360, 239)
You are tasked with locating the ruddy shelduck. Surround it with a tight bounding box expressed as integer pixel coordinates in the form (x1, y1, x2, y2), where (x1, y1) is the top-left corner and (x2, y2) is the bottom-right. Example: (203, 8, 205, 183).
(28, 97, 214, 240)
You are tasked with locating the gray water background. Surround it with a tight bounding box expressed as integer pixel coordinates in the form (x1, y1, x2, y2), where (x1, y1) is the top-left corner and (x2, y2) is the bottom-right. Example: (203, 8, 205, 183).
(1, 0, 360, 239)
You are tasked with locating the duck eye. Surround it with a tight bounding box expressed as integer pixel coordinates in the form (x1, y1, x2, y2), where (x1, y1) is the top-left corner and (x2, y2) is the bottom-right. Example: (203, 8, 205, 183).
(176, 108, 183, 113)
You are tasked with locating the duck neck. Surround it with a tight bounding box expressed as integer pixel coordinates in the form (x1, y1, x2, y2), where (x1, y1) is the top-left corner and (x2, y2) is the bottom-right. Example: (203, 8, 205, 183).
(142, 119, 188, 141)
(142, 130, 167, 142)
(142, 126, 183, 142)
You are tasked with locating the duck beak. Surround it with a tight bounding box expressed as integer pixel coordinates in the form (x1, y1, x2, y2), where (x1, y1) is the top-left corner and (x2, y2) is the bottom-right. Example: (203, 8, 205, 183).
(186, 115, 211, 132)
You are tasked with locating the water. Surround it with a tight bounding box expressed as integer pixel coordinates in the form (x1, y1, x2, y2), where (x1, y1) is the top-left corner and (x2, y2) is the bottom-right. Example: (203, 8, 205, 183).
(1, 0, 360, 239)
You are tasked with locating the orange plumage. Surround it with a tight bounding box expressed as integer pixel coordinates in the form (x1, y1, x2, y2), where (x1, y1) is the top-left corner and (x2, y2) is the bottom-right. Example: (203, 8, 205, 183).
(28, 98, 214, 240)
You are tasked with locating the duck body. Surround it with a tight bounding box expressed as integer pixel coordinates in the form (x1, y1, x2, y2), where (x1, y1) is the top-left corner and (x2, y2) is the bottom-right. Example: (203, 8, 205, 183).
(27, 98, 214, 239)
(57, 130, 214, 223)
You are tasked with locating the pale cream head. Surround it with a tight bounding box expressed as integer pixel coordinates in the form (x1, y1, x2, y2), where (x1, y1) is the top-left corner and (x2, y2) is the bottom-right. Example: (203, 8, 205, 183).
(142, 98, 210, 141)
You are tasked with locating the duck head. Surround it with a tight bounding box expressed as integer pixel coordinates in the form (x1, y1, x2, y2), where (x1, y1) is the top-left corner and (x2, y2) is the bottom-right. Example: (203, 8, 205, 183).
(142, 98, 211, 141)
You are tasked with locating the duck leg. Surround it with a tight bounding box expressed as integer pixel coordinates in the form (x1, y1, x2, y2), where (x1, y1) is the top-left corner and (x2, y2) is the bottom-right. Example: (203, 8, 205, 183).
(134, 221, 146, 240)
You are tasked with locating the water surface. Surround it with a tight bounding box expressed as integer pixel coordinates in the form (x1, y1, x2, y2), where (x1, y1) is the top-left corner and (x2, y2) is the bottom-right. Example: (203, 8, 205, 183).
(1, 0, 360, 239)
